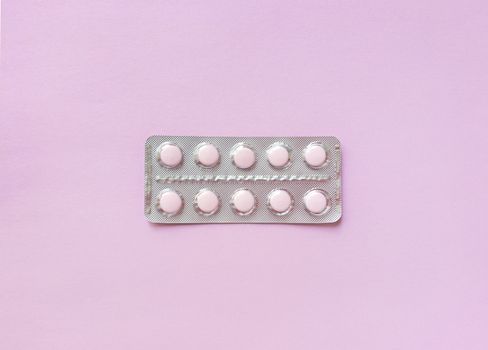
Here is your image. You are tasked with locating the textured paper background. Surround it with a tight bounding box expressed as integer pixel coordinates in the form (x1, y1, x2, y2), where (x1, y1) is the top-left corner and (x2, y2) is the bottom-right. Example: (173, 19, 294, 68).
(1, 1, 487, 349)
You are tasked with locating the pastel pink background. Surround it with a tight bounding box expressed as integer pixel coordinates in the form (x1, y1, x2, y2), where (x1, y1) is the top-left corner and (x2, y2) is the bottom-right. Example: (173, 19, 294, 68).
(1, 1, 487, 349)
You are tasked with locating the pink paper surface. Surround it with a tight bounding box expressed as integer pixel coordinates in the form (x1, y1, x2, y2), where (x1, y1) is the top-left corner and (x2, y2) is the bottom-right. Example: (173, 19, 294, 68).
(1, 1, 487, 349)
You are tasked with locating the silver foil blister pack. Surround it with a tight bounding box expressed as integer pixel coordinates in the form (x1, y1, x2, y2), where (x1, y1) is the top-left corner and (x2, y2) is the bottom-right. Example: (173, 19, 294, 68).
(145, 136, 342, 224)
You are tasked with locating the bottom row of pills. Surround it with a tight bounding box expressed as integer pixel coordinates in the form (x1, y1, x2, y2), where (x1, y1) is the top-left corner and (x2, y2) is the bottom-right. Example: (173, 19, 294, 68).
(157, 188, 331, 217)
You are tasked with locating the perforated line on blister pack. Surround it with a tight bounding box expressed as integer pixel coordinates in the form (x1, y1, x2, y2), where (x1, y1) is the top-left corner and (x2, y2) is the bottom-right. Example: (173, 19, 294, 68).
(155, 174, 331, 184)
(334, 143, 342, 175)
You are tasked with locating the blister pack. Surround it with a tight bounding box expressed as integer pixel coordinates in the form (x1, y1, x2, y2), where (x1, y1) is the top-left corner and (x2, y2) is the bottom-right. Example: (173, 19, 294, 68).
(145, 136, 342, 224)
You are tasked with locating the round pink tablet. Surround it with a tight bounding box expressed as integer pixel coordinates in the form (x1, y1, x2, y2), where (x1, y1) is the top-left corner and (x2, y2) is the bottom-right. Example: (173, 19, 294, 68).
(232, 144, 256, 169)
(158, 189, 183, 216)
(195, 143, 220, 168)
(195, 189, 220, 215)
(266, 143, 291, 168)
(158, 143, 183, 168)
(303, 189, 328, 215)
(303, 142, 327, 168)
(267, 189, 293, 215)
(231, 189, 256, 215)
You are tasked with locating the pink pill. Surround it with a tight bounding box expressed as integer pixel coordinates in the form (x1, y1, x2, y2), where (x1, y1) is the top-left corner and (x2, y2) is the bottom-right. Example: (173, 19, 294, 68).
(231, 189, 256, 215)
(158, 189, 183, 216)
(195, 143, 220, 168)
(195, 189, 220, 215)
(303, 189, 329, 215)
(303, 142, 327, 168)
(232, 144, 256, 169)
(267, 189, 293, 215)
(266, 143, 291, 169)
(158, 143, 183, 168)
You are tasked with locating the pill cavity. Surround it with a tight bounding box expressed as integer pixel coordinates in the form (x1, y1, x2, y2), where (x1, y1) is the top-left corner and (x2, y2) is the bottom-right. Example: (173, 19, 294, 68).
(195, 143, 220, 168)
(303, 189, 329, 215)
(231, 144, 256, 169)
(267, 189, 293, 215)
(304, 142, 327, 168)
(158, 189, 183, 216)
(266, 143, 291, 169)
(158, 143, 183, 168)
(231, 189, 257, 215)
(194, 189, 220, 215)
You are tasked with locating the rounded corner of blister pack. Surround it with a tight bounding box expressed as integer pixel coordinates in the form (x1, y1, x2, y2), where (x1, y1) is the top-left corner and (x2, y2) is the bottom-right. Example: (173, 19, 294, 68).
(145, 135, 158, 145)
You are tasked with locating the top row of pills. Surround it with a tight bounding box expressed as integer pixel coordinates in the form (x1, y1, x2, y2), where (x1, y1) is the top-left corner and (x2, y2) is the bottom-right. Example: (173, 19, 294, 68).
(157, 141, 329, 170)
